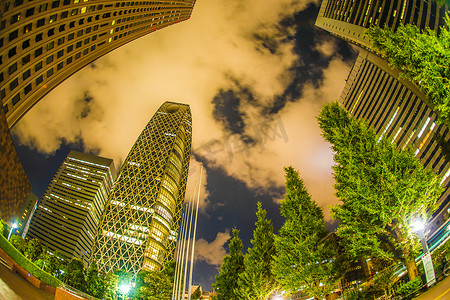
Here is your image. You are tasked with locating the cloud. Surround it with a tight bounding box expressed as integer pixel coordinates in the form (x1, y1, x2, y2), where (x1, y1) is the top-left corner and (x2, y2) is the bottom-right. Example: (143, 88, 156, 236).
(194, 231, 231, 266)
(185, 157, 209, 211)
(11, 0, 354, 220)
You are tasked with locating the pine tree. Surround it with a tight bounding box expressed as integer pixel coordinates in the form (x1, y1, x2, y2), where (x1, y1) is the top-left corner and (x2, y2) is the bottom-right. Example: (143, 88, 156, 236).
(212, 228, 245, 300)
(237, 202, 277, 300)
(317, 102, 443, 280)
(366, 14, 450, 124)
(273, 167, 339, 299)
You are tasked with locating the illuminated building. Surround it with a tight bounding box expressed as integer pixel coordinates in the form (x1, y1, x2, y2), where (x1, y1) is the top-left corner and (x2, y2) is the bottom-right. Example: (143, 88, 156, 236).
(0, 108, 31, 226)
(92, 101, 191, 275)
(315, 0, 449, 51)
(0, 0, 196, 128)
(27, 150, 116, 264)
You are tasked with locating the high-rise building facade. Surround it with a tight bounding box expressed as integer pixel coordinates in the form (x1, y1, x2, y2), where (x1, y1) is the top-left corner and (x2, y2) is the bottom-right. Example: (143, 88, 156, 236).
(92, 101, 192, 275)
(0, 0, 196, 128)
(315, 0, 449, 51)
(315, 0, 449, 231)
(27, 150, 116, 264)
(0, 106, 31, 226)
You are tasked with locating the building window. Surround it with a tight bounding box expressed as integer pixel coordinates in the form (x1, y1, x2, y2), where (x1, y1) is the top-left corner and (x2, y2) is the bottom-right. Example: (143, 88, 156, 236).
(46, 55, 54, 64)
(35, 47, 43, 57)
(22, 39, 30, 49)
(79, 19, 84, 25)
(23, 23, 32, 33)
(61, 11, 69, 19)
(0, 38, 3, 48)
(39, 3, 48, 12)
(24, 83, 32, 94)
(58, 37, 65, 45)
(8, 63, 17, 75)
(12, 93, 20, 105)
(23, 69, 31, 80)
(90, 45, 96, 51)
(37, 18, 45, 27)
(63, 0, 70, 5)
(0, 72, 3, 83)
(36, 75, 43, 85)
(47, 68, 54, 77)
(67, 57, 72, 64)
(0, 20, 5, 30)
(68, 33, 74, 40)
(35, 61, 42, 71)
(48, 28, 55, 37)
(0, 89, 5, 99)
(22, 54, 31, 65)
(86, 27, 91, 33)
(46, 42, 54, 50)
(92, 35, 97, 41)
(25, 7, 35, 17)
(67, 45, 73, 52)
(57, 62, 63, 70)
(3, 2, 10, 12)
(57, 50, 64, 58)
(9, 30, 18, 42)
(76, 41, 82, 48)
(49, 14, 57, 23)
(11, 13, 21, 24)
(8, 47, 17, 58)
(3, 104, 8, 114)
(10, 78, 19, 90)
(83, 48, 88, 55)
(84, 37, 90, 44)
(52, 0, 60, 8)
(69, 21, 75, 28)
(14, 0, 23, 8)
(75, 52, 81, 59)
(71, 9, 78, 16)
(35, 33, 43, 42)
(59, 24, 66, 32)
(77, 30, 83, 37)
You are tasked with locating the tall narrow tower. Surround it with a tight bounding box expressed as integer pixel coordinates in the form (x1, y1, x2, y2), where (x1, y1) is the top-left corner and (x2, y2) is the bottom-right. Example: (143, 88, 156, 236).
(27, 150, 116, 264)
(92, 101, 192, 275)
(0, 0, 196, 127)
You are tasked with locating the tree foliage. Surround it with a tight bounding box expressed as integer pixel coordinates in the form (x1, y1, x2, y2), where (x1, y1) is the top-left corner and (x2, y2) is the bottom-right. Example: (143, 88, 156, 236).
(273, 167, 340, 299)
(317, 102, 443, 280)
(25, 238, 43, 262)
(10, 234, 27, 254)
(213, 228, 245, 300)
(63, 257, 86, 290)
(85, 262, 107, 298)
(192, 286, 202, 300)
(138, 261, 176, 300)
(366, 14, 450, 124)
(237, 202, 277, 300)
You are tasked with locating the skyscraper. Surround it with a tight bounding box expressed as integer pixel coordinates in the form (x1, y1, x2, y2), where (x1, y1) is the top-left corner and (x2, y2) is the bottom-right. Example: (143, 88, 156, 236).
(315, 0, 448, 51)
(27, 150, 116, 264)
(0, 105, 31, 226)
(92, 101, 192, 275)
(0, 0, 196, 128)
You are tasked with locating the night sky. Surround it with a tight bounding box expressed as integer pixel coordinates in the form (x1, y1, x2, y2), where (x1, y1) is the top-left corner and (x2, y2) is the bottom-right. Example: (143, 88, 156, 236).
(12, 0, 358, 291)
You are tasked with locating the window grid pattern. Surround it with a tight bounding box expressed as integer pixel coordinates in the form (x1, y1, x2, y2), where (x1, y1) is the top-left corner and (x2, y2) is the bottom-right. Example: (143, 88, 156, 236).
(0, 0, 196, 127)
(26, 151, 116, 265)
(91, 102, 191, 276)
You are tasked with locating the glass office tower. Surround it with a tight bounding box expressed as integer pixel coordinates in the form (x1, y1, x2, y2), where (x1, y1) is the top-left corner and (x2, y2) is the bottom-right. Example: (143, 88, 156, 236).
(27, 150, 116, 264)
(92, 101, 192, 275)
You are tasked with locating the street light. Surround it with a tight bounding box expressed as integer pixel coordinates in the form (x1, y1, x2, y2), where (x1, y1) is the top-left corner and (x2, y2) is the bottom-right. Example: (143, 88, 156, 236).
(7, 223, 17, 240)
(119, 284, 130, 300)
(411, 219, 435, 287)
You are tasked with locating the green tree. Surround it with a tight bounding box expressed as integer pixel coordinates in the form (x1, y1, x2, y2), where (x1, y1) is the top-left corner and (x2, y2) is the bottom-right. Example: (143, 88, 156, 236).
(273, 167, 340, 299)
(25, 238, 43, 262)
(10, 234, 27, 254)
(192, 286, 202, 300)
(63, 257, 86, 290)
(103, 272, 119, 300)
(213, 228, 245, 300)
(366, 14, 450, 124)
(237, 202, 277, 300)
(140, 270, 172, 300)
(44, 252, 63, 277)
(317, 102, 443, 280)
(85, 262, 107, 298)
